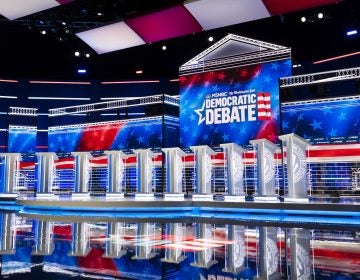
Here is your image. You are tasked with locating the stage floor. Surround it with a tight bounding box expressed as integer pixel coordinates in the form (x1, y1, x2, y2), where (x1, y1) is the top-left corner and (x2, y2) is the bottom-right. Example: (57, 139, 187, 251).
(15, 195, 360, 226)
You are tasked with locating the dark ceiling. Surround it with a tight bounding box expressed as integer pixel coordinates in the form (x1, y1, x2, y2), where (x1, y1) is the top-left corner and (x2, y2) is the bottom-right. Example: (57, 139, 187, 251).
(0, 0, 359, 80)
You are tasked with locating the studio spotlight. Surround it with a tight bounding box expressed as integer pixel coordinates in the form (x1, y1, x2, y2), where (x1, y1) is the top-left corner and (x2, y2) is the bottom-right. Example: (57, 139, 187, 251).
(77, 69, 87, 74)
(61, 21, 66, 26)
(41, 30, 46, 35)
(208, 36, 214, 42)
(317, 12, 324, 19)
(162, 45, 167, 51)
(301, 16, 306, 23)
(85, 53, 90, 58)
(74, 51, 80, 57)
(346, 29, 358, 36)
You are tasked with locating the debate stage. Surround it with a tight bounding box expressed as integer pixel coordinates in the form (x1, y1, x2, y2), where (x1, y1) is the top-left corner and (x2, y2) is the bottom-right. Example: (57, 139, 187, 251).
(15, 196, 360, 226)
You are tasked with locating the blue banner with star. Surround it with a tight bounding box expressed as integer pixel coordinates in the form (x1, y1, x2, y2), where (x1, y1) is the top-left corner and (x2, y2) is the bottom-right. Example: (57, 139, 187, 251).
(281, 96, 360, 144)
(179, 60, 292, 147)
(8, 126, 37, 153)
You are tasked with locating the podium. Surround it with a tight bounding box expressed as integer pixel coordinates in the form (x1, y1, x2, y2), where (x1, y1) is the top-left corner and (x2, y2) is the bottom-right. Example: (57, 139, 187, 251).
(288, 228, 311, 280)
(131, 223, 157, 259)
(222, 225, 246, 274)
(161, 223, 186, 263)
(35, 152, 58, 199)
(190, 145, 215, 201)
(68, 222, 91, 257)
(220, 143, 247, 201)
(249, 139, 279, 201)
(133, 149, 155, 200)
(104, 222, 127, 258)
(162, 148, 185, 200)
(104, 150, 128, 199)
(279, 133, 310, 202)
(254, 227, 281, 280)
(71, 152, 93, 199)
(190, 223, 217, 268)
(0, 153, 22, 198)
(0, 213, 16, 255)
(32, 220, 54, 256)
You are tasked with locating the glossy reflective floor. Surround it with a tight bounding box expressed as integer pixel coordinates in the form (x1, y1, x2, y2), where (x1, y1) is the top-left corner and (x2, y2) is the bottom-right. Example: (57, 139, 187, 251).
(0, 211, 359, 279)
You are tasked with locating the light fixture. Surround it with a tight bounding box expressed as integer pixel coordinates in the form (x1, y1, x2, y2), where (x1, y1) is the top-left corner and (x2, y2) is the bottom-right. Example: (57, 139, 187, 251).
(85, 53, 90, 58)
(208, 36, 214, 42)
(74, 51, 80, 57)
(77, 69, 87, 74)
(317, 12, 323, 19)
(136, 70, 143, 74)
(41, 30, 46, 35)
(301, 16, 306, 23)
(61, 21, 66, 26)
(346, 29, 358, 36)
(162, 45, 167, 51)
(97, 12, 103, 16)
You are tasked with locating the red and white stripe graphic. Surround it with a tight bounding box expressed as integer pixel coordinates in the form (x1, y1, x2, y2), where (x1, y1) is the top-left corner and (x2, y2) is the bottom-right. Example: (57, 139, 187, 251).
(257, 92, 271, 121)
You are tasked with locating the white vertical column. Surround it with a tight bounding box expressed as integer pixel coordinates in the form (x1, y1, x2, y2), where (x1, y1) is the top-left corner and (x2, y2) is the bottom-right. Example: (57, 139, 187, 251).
(249, 139, 279, 201)
(279, 133, 310, 202)
(220, 143, 247, 201)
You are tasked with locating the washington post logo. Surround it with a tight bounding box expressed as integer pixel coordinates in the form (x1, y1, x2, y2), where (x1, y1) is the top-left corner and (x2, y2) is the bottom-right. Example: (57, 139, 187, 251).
(195, 92, 271, 125)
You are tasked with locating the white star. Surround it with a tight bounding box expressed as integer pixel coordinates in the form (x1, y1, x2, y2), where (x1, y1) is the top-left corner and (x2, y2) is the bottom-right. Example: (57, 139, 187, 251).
(194, 101, 206, 125)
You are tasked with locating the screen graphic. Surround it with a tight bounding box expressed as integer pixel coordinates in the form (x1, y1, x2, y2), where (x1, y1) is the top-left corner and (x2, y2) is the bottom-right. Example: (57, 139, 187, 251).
(179, 59, 292, 147)
(281, 96, 360, 144)
(8, 126, 37, 153)
(48, 116, 179, 152)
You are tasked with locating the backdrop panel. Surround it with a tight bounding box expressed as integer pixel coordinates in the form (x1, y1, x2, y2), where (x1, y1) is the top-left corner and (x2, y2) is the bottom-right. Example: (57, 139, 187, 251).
(180, 59, 292, 147)
(8, 126, 37, 153)
(48, 116, 179, 153)
(281, 96, 360, 144)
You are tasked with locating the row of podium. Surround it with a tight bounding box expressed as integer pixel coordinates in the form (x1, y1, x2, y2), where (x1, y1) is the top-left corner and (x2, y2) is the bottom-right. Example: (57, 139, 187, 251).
(0, 133, 310, 202)
(0, 213, 312, 279)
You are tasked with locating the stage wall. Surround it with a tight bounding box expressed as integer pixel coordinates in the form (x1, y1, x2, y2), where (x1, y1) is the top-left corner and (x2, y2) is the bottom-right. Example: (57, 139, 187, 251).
(179, 59, 292, 147)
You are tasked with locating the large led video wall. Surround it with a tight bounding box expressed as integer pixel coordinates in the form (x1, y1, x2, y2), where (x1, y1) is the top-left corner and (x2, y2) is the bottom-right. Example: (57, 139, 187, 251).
(8, 126, 37, 153)
(48, 116, 179, 152)
(281, 96, 360, 144)
(180, 59, 292, 147)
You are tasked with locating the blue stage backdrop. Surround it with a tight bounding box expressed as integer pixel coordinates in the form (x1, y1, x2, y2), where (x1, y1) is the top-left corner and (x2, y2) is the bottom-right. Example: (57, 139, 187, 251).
(8, 126, 37, 153)
(179, 60, 292, 147)
(281, 96, 360, 144)
(48, 116, 179, 152)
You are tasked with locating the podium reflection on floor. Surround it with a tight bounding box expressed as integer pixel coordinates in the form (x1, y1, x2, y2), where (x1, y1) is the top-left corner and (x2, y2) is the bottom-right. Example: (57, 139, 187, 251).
(0, 212, 358, 279)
